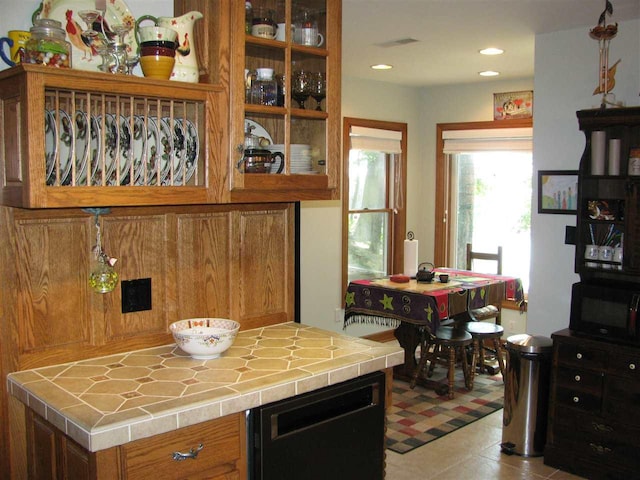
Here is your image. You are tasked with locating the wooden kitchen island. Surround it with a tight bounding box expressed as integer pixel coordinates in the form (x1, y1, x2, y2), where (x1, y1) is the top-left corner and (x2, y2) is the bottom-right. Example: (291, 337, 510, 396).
(7, 322, 403, 479)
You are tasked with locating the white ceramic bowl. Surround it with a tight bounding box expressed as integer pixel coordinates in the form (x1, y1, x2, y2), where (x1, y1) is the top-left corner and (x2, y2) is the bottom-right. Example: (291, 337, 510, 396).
(170, 318, 240, 359)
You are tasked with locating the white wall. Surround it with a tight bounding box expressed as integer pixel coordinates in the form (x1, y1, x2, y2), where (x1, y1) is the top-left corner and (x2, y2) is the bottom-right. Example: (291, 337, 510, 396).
(529, 18, 640, 336)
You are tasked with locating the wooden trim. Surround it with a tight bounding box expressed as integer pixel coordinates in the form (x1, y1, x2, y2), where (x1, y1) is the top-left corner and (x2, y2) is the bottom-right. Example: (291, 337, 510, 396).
(434, 118, 533, 266)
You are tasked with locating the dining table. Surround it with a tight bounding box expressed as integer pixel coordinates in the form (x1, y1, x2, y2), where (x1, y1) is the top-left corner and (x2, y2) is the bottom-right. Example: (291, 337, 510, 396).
(343, 268, 524, 388)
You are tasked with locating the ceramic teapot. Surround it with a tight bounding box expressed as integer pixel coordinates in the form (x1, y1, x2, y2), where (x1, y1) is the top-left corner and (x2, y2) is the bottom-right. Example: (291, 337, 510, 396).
(136, 11, 203, 83)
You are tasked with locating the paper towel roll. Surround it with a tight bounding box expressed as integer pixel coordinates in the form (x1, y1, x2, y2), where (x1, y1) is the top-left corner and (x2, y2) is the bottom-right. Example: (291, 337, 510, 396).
(608, 138, 621, 175)
(404, 239, 418, 277)
(591, 131, 606, 175)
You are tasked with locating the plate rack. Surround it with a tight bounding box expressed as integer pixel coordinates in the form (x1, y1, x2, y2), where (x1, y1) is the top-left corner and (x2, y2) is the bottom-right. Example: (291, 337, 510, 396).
(0, 65, 223, 208)
(44, 89, 205, 188)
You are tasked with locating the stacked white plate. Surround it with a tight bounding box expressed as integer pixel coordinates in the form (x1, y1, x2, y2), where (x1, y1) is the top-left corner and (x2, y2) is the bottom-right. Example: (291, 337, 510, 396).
(266, 144, 314, 173)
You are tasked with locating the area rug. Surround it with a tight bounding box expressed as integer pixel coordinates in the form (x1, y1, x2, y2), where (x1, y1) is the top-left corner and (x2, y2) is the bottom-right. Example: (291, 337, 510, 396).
(386, 371, 504, 454)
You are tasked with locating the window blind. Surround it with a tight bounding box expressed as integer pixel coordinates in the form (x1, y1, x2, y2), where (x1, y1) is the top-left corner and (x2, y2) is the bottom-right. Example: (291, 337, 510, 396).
(349, 126, 403, 153)
(443, 127, 532, 153)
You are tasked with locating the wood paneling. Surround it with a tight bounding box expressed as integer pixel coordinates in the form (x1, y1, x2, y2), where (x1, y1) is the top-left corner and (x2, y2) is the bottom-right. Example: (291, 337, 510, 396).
(1, 202, 295, 478)
(176, 212, 233, 319)
(238, 208, 294, 328)
(103, 214, 169, 340)
(14, 217, 92, 352)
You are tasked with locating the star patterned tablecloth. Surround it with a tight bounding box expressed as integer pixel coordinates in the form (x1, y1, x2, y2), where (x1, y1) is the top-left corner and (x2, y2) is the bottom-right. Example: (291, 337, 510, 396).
(343, 268, 524, 333)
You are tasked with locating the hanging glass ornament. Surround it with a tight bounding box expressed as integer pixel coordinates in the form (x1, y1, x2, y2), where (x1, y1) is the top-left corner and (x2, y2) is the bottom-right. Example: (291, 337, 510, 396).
(84, 208, 119, 294)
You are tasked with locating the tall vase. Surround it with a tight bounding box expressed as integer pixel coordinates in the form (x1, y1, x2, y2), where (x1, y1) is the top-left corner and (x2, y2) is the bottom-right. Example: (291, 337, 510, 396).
(157, 11, 203, 83)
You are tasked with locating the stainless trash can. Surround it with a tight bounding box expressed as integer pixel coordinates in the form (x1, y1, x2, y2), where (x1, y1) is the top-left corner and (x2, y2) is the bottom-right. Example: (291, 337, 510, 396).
(500, 334, 553, 457)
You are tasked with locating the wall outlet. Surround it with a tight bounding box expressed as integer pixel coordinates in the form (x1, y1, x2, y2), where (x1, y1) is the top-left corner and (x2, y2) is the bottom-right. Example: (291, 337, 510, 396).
(335, 308, 344, 323)
(121, 278, 152, 313)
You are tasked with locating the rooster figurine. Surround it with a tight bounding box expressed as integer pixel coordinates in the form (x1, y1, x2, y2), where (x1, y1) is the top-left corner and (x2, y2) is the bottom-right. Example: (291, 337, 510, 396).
(65, 10, 97, 60)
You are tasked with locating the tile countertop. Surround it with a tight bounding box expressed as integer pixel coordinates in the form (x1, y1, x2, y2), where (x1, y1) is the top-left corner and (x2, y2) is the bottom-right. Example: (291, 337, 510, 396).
(7, 322, 403, 453)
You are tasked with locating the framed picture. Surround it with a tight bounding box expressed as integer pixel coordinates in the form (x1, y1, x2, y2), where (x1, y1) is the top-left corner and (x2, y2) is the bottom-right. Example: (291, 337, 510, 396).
(494, 90, 533, 120)
(538, 170, 578, 214)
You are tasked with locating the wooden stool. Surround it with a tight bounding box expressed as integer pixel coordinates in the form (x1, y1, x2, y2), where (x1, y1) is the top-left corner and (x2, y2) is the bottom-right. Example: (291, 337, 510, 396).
(463, 321, 505, 376)
(410, 326, 475, 399)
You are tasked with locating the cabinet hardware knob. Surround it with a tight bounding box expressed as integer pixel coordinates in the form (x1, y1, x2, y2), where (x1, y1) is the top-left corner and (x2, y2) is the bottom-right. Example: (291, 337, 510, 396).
(573, 396, 580, 403)
(574, 375, 581, 382)
(576, 353, 583, 360)
(630, 363, 636, 370)
(172, 443, 204, 461)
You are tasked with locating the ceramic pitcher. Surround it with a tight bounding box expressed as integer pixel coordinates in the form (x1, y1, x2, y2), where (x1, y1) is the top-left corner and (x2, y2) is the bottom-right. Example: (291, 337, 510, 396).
(137, 11, 203, 83)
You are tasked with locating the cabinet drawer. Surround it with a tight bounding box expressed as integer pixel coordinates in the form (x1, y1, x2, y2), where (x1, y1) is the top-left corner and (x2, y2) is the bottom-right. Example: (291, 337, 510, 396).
(121, 413, 244, 480)
(556, 342, 607, 370)
(603, 375, 640, 425)
(555, 366, 603, 391)
(552, 405, 640, 449)
(608, 352, 640, 379)
(555, 385, 601, 413)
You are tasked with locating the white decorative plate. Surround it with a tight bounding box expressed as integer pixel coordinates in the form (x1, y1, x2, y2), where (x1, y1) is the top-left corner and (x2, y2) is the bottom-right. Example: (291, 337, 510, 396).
(178, 118, 198, 184)
(161, 118, 185, 185)
(72, 111, 90, 185)
(245, 119, 273, 145)
(143, 116, 161, 185)
(56, 109, 74, 186)
(41, 0, 137, 72)
(44, 110, 57, 184)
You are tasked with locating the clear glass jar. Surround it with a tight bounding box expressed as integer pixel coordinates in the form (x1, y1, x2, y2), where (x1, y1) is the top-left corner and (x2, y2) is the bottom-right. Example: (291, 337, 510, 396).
(251, 67, 277, 106)
(24, 18, 71, 68)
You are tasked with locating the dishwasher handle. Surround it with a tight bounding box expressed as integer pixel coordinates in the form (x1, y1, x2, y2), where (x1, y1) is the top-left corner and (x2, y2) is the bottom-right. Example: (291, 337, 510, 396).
(270, 381, 381, 440)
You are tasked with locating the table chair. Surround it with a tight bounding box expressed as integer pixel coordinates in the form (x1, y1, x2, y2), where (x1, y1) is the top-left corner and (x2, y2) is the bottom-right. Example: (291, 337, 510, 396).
(466, 243, 503, 324)
(410, 326, 476, 399)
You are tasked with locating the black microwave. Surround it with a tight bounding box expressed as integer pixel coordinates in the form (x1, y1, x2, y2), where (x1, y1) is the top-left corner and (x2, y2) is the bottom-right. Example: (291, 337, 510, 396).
(570, 282, 640, 343)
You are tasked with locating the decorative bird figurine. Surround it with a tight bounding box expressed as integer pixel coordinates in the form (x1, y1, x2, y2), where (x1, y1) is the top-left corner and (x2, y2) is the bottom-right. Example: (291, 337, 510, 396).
(594, 59, 621, 94)
(176, 33, 190, 57)
(65, 10, 96, 60)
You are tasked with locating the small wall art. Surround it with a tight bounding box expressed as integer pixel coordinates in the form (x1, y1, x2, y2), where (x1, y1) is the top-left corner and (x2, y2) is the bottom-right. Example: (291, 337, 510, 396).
(538, 170, 578, 214)
(493, 90, 533, 120)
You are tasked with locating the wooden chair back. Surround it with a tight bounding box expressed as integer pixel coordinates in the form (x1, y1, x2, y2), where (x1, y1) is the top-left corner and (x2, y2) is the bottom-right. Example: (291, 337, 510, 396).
(466, 243, 503, 275)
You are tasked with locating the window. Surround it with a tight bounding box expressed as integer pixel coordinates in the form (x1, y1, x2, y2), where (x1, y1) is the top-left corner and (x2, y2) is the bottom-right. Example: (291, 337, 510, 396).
(434, 120, 533, 291)
(342, 118, 407, 290)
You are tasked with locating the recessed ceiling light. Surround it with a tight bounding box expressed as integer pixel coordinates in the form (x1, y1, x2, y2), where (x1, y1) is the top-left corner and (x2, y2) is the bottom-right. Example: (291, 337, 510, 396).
(479, 48, 504, 55)
(371, 64, 393, 70)
(479, 70, 500, 77)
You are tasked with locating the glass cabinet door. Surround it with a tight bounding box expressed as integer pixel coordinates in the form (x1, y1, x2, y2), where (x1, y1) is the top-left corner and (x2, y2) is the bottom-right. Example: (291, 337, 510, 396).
(231, 0, 339, 201)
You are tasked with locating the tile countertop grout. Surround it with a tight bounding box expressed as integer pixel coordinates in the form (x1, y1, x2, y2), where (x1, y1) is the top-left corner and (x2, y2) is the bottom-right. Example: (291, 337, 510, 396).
(7, 322, 404, 452)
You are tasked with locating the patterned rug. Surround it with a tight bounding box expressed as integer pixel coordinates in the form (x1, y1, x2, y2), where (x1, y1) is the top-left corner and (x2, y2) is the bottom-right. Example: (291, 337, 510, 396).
(386, 371, 504, 454)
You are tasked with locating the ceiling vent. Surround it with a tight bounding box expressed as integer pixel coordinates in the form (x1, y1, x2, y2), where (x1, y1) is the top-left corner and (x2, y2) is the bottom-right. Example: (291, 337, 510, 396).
(376, 38, 420, 48)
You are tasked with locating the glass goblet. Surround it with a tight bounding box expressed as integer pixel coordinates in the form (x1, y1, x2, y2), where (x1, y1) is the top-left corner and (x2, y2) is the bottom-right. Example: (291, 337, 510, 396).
(78, 10, 101, 39)
(311, 72, 326, 111)
(111, 23, 133, 46)
(291, 70, 311, 109)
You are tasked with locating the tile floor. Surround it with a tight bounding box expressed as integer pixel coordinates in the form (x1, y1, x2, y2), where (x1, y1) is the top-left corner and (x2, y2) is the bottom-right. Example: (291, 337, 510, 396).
(385, 409, 587, 480)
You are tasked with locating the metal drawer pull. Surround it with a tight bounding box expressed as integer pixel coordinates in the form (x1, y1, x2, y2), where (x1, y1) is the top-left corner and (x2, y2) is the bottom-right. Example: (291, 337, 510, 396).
(574, 375, 581, 382)
(576, 353, 583, 360)
(172, 443, 204, 461)
(573, 396, 580, 403)
(592, 422, 614, 432)
(589, 443, 611, 455)
(630, 363, 636, 370)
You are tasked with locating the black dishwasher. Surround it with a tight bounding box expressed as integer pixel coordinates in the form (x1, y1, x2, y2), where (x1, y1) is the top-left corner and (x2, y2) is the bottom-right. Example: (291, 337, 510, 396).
(247, 371, 386, 480)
